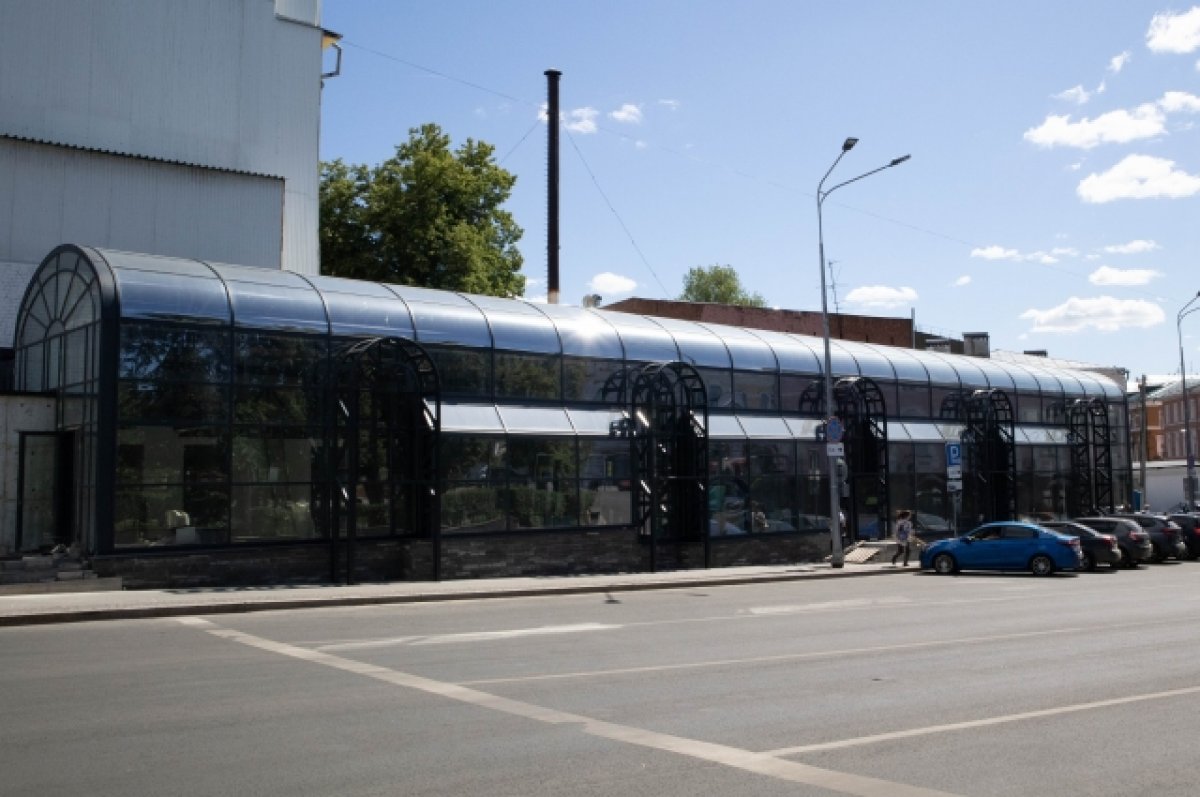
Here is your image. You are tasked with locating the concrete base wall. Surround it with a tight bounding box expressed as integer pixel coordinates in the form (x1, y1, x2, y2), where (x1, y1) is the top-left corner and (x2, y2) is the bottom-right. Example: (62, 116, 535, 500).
(0, 393, 56, 555)
(89, 529, 831, 589)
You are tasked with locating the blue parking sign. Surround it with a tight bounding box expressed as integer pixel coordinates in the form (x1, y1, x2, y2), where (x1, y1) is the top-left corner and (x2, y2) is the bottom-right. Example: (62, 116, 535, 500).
(945, 443, 962, 469)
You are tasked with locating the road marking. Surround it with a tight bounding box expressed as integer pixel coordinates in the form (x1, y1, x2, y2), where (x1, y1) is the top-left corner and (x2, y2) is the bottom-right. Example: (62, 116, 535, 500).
(461, 625, 1095, 685)
(316, 622, 619, 651)
(748, 596, 913, 614)
(765, 683, 1200, 757)
(179, 618, 963, 797)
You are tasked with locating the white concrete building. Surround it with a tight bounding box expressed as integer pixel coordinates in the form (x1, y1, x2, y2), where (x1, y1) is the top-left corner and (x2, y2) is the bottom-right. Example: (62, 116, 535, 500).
(0, 0, 331, 347)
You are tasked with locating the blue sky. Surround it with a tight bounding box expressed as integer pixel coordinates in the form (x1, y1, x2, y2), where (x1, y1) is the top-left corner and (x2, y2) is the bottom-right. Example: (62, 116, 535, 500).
(319, 1, 1200, 381)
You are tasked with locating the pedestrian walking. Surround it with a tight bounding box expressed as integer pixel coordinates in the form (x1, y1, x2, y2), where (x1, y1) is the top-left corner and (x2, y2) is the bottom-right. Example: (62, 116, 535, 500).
(891, 509, 915, 566)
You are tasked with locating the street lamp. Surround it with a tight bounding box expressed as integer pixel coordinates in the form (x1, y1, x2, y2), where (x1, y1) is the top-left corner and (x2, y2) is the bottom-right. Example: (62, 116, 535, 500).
(1178, 291, 1200, 508)
(817, 138, 910, 567)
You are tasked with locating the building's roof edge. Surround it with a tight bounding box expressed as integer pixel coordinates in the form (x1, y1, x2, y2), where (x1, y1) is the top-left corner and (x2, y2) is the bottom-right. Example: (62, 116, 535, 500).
(0, 133, 283, 181)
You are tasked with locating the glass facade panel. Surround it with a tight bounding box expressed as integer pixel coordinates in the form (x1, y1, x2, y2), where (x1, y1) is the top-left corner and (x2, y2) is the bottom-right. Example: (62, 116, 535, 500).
(231, 484, 319, 541)
(406, 302, 492, 348)
(732, 370, 778, 411)
(604, 314, 679, 362)
(536, 305, 624, 358)
(697, 366, 734, 410)
(228, 283, 329, 333)
(579, 438, 632, 526)
(235, 333, 326, 386)
(506, 437, 579, 529)
(896, 382, 931, 418)
(470, 304, 560, 354)
(747, 329, 821, 374)
(825, 341, 860, 377)
(231, 430, 318, 482)
(842, 342, 895, 380)
(699, 323, 776, 371)
(427, 345, 490, 397)
(310, 279, 415, 338)
(498, 406, 575, 434)
(495, 351, 561, 400)
(120, 325, 230, 382)
(115, 271, 231, 324)
(118, 382, 229, 424)
(563, 357, 627, 404)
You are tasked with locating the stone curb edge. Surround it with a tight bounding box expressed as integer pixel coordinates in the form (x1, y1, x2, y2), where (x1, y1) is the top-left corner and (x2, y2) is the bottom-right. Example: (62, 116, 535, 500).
(0, 566, 911, 627)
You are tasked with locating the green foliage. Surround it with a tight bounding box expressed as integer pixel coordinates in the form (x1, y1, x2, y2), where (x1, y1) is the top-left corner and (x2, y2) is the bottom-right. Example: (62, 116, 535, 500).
(320, 124, 526, 297)
(678, 264, 767, 307)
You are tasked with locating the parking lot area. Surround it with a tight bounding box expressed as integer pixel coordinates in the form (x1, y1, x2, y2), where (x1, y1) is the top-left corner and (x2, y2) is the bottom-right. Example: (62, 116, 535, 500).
(5, 560, 1200, 796)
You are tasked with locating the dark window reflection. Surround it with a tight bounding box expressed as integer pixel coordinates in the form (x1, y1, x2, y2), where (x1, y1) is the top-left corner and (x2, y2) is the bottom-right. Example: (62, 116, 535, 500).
(235, 333, 326, 386)
(120, 324, 230, 382)
(427, 345, 490, 397)
(563, 357, 627, 404)
(118, 381, 229, 424)
(495, 351, 561, 400)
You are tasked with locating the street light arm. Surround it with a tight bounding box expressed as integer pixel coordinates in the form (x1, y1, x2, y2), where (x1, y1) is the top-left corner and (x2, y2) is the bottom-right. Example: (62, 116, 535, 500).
(819, 156, 912, 204)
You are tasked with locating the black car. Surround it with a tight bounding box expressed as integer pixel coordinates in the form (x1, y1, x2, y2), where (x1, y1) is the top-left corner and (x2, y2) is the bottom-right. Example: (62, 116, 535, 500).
(1072, 516, 1154, 568)
(1040, 521, 1122, 570)
(1168, 514, 1200, 559)
(1110, 513, 1187, 562)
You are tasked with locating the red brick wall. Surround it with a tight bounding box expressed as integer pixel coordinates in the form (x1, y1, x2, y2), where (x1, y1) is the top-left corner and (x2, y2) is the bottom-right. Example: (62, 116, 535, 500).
(603, 298, 915, 347)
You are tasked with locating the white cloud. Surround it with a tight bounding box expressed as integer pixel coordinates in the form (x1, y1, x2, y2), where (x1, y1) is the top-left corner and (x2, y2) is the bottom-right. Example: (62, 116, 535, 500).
(587, 272, 637, 296)
(954, 275, 972, 287)
(1103, 239, 1160, 254)
(844, 285, 918, 308)
(1054, 85, 1091, 104)
(524, 276, 545, 289)
(524, 294, 548, 304)
(1088, 265, 1163, 286)
(1077, 154, 1200, 202)
(658, 99, 680, 111)
(1109, 51, 1132, 73)
(634, 140, 648, 150)
(1159, 90, 1200, 113)
(564, 107, 598, 133)
(969, 245, 1077, 264)
(610, 103, 642, 124)
(1024, 104, 1165, 148)
(1147, 7, 1200, 53)
(1020, 296, 1164, 332)
(1095, 79, 1107, 95)
(970, 245, 1020, 260)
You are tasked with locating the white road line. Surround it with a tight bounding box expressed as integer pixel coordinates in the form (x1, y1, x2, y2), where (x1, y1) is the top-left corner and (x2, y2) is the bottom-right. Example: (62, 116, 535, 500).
(316, 622, 620, 651)
(178, 618, 963, 797)
(461, 625, 1086, 685)
(765, 683, 1200, 757)
(748, 597, 913, 614)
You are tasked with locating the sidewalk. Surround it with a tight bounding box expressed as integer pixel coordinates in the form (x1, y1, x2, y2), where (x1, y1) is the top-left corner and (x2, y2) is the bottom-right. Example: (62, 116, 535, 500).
(0, 561, 909, 627)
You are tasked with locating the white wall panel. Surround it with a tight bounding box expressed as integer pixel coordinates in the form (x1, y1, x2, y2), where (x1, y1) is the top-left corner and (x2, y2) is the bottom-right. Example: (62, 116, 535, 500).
(0, 0, 322, 274)
(0, 139, 283, 344)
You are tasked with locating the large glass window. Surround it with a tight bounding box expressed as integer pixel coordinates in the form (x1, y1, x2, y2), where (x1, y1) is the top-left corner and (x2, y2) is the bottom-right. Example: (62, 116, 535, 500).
(507, 437, 578, 529)
(427, 345, 490, 398)
(563, 357, 627, 404)
(495, 351, 561, 401)
(579, 438, 632, 526)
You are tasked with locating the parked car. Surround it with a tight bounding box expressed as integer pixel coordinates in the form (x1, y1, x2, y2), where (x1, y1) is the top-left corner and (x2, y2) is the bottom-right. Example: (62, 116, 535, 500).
(1167, 514, 1200, 559)
(920, 521, 1082, 576)
(1110, 513, 1186, 562)
(1039, 520, 1122, 571)
(1073, 516, 1154, 568)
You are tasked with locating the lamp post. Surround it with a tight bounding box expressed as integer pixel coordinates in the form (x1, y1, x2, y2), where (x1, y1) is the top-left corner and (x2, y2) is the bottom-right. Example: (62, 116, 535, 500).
(816, 138, 910, 567)
(1179, 291, 1200, 508)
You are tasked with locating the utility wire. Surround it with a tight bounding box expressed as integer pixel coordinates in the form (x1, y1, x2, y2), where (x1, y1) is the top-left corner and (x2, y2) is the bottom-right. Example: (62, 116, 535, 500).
(338, 39, 1164, 305)
(563, 127, 671, 297)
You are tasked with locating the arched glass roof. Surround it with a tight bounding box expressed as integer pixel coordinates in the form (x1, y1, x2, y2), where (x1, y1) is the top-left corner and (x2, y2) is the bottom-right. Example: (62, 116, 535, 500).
(24, 246, 1125, 407)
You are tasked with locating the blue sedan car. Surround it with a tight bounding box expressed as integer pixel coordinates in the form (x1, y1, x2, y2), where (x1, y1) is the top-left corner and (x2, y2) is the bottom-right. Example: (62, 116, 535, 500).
(920, 521, 1082, 576)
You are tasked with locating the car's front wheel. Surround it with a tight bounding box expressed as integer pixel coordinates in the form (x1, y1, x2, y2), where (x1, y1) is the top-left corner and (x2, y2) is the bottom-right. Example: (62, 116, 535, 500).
(1030, 554, 1055, 576)
(932, 553, 957, 575)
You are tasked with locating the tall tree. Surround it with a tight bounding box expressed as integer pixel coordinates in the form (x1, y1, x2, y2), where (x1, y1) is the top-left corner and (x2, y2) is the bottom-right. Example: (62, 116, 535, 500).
(678, 264, 766, 307)
(319, 124, 525, 296)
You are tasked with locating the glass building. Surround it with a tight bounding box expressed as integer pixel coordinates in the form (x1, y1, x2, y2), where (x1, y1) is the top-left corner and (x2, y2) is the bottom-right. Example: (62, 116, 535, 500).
(12, 246, 1131, 585)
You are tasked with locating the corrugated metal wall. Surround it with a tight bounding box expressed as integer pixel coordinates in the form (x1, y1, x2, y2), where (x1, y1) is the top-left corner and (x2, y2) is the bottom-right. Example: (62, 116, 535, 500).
(0, 138, 284, 344)
(0, 0, 322, 278)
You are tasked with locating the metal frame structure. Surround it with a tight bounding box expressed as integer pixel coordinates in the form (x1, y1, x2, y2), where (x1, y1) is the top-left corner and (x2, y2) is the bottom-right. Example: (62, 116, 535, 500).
(799, 376, 890, 537)
(1066, 397, 1114, 516)
(962, 389, 1017, 523)
(324, 337, 440, 583)
(630, 361, 709, 571)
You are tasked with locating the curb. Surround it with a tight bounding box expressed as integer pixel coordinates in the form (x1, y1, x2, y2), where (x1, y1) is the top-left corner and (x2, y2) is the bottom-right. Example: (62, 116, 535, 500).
(0, 565, 911, 627)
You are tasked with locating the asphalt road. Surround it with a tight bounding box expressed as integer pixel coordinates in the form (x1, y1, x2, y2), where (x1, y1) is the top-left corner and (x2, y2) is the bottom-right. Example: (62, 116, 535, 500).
(4, 563, 1200, 796)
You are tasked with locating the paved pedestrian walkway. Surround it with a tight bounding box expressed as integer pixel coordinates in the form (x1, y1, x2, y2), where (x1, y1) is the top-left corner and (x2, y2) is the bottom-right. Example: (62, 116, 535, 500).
(0, 561, 908, 627)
